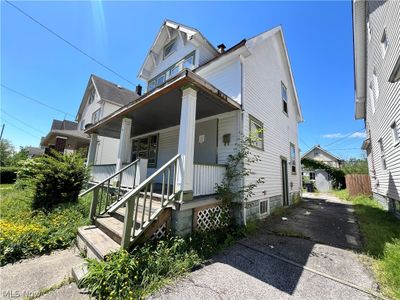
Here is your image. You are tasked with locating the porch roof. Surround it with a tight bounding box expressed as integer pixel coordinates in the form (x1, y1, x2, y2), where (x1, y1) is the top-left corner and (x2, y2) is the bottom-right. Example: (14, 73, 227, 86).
(85, 70, 242, 139)
(40, 129, 90, 147)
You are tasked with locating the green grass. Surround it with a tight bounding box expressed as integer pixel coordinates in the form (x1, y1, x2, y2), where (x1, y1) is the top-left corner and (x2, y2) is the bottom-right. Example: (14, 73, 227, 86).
(332, 190, 400, 299)
(0, 186, 91, 265)
(0, 183, 15, 190)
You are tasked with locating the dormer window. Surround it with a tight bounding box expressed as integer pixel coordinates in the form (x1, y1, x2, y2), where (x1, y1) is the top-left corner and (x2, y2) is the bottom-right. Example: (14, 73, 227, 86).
(183, 55, 194, 69)
(163, 39, 177, 59)
(88, 90, 96, 104)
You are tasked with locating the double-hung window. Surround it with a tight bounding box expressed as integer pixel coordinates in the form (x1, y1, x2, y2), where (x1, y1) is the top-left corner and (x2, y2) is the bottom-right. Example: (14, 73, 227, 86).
(290, 143, 296, 174)
(249, 115, 264, 150)
(281, 82, 288, 115)
(163, 39, 177, 59)
(378, 138, 387, 170)
(131, 134, 159, 168)
(92, 109, 101, 124)
(391, 122, 399, 145)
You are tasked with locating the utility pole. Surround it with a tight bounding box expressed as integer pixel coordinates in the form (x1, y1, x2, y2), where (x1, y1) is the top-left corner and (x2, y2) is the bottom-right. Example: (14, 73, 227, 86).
(0, 123, 4, 140)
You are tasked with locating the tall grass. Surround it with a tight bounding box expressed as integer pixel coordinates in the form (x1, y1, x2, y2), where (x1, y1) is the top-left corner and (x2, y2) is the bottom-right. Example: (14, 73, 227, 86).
(333, 190, 400, 299)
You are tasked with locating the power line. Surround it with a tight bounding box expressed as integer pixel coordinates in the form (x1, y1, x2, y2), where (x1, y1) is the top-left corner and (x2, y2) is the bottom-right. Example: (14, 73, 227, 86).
(0, 116, 41, 139)
(1, 84, 74, 117)
(5, 0, 135, 87)
(299, 136, 310, 150)
(1, 110, 46, 135)
(322, 128, 365, 148)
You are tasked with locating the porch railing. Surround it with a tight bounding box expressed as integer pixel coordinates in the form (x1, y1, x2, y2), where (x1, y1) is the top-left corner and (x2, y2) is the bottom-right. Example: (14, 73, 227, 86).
(193, 164, 226, 197)
(91, 163, 137, 188)
(108, 154, 181, 249)
(80, 159, 140, 219)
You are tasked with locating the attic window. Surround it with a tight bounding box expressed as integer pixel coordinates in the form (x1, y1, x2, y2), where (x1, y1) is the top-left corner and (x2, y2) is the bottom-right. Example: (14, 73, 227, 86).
(163, 39, 177, 59)
(88, 90, 96, 104)
(281, 82, 288, 115)
(381, 28, 388, 58)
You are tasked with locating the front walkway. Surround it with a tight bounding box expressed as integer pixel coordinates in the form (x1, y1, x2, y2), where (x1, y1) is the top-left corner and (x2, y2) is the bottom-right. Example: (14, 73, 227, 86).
(150, 193, 379, 300)
(0, 248, 89, 300)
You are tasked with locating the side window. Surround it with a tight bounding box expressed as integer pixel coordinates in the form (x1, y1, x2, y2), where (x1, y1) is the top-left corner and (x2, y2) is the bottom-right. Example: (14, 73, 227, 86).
(88, 90, 96, 104)
(309, 172, 315, 180)
(92, 109, 101, 124)
(131, 134, 159, 168)
(281, 82, 288, 115)
(391, 122, 399, 145)
(378, 138, 387, 170)
(249, 115, 264, 150)
(290, 143, 296, 174)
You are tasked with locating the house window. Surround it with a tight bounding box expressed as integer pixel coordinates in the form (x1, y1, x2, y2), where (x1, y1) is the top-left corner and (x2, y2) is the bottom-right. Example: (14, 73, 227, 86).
(131, 134, 158, 168)
(309, 172, 315, 180)
(249, 115, 264, 150)
(391, 122, 399, 145)
(259, 200, 268, 215)
(88, 90, 96, 104)
(378, 138, 387, 170)
(373, 69, 379, 99)
(290, 143, 296, 174)
(92, 109, 101, 124)
(369, 84, 376, 114)
(148, 52, 195, 92)
(381, 28, 388, 58)
(281, 82, 288, 115)
(163, 39, 177, 59)
(367, 20, 372, 42)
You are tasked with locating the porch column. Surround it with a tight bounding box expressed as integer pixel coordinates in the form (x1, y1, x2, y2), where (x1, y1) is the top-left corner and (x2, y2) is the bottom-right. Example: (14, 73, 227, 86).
(176, 86, 197, 201)
(86, 133, 98, 166)
(116, 118, 132, 172)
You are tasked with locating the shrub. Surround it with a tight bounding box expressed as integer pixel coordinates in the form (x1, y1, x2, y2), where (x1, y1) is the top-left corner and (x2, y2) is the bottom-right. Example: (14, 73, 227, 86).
(0, 166, 18, 184)
(17, 151, 89, 210)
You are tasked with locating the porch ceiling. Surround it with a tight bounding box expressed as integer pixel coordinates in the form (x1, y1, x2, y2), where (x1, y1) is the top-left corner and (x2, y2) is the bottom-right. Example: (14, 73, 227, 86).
(85, 70, 241, 139)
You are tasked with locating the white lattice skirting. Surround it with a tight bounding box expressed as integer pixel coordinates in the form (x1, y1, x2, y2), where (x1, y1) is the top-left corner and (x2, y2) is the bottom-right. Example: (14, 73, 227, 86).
(151, 223, 167, 240)
(195, 205, 230, 231)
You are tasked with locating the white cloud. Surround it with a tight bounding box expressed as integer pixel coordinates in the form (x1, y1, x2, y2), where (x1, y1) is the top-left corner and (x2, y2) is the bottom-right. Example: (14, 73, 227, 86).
(349, 132, 366, 138)
(321, 131, 366, 139)
(321, 133, 344, 138)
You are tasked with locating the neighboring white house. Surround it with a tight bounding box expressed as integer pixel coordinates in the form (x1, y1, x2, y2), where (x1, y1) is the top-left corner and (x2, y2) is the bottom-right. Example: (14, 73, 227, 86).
(77, 20, 303, 255)
(353, 0, 400, 216)
(302, 145, 342, 192)
(76, 74, 140, 164)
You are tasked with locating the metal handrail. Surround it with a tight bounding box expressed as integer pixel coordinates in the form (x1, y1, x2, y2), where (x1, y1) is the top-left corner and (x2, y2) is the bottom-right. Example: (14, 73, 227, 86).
(80, 159, 139, 197)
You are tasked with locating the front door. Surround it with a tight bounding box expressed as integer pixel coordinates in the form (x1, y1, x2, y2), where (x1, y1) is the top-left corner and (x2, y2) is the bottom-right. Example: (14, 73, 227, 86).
(281, 158, 289, 206)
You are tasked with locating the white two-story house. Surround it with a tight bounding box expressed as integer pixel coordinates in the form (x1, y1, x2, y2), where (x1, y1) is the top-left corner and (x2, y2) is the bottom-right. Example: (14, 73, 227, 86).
(353, 0, 400, 217)
(77, 20, 303, 256)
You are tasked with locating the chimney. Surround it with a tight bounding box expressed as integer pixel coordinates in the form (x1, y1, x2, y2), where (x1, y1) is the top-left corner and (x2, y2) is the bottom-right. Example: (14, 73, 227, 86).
(217, 43, 226, 54)
(136, 84, 142, 96)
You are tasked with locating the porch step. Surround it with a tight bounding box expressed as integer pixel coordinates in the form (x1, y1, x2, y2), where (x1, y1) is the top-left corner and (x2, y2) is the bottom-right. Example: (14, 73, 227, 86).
(95, 215, 124, 244)
(111, 201, 162, 222)
(77, 225, 119, 259)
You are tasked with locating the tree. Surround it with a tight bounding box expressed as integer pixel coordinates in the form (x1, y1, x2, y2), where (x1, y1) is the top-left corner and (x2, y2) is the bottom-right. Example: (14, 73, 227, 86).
(0, 139, 15, 167)
(9, 147, 29, 166)
(341, 158, 369, 174)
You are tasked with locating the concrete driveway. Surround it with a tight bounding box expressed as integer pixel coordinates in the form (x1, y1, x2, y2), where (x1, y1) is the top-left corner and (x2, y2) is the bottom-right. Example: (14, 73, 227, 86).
(150, 193, 380, 300)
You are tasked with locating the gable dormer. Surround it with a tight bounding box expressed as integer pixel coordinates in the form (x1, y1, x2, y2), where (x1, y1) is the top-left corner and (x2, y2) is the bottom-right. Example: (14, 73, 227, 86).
(138, 20, 218, 91)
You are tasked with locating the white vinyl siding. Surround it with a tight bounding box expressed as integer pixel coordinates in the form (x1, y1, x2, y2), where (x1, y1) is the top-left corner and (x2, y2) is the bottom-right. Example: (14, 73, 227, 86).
(364, 0, 400, 200)
(242, 32, 301, 200)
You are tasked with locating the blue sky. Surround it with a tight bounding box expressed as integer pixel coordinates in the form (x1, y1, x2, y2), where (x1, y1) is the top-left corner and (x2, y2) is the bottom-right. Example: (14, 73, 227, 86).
(1, 1, 365, 159)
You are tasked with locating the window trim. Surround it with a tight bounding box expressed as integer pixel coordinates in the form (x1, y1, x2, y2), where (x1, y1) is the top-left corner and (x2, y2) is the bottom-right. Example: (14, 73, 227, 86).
(259, 199, 268, 215)
(249, 114, 264, 151)
(148, 51, 196, 92)
(378, 138, 387, 170)
(163, 38, 177, 60)
(391, 121, 400, 146)
(131, 134, 159, 168)
(290, 143, 297, 174)
(88, 89, 96, 104)
(91, 108, 101, 124)
(281, 81, 288, 116)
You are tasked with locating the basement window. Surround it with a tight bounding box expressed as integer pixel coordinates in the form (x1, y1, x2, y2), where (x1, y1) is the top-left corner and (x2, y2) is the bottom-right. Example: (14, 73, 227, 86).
(259, 200, 268, 215)
(131, 134, 159, 168)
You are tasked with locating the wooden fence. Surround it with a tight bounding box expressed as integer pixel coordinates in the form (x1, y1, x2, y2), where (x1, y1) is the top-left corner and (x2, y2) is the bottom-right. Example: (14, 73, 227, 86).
(345, 174, 372, 197)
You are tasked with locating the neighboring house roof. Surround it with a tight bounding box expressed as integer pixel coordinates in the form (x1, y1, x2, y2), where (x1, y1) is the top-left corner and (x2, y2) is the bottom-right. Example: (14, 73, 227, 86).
(41, 119, 90, 147)
(138, 19, 219, 81)
(301, 145, 342, 162)
(197, 26, 303, 122)
(352, 0, 367, 120)
(25, 147, 44, 157)
(76, 74, 140, 121)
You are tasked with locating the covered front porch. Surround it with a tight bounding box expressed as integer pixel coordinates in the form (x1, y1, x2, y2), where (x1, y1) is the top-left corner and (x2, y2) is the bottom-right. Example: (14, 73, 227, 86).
(85, 70, 241, 200)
